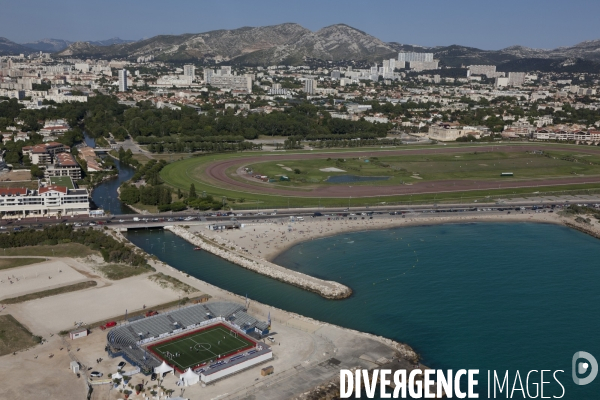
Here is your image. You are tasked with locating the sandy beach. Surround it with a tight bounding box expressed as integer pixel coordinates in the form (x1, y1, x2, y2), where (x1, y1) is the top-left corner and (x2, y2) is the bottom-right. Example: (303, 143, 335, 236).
(190, 209, 600, 264)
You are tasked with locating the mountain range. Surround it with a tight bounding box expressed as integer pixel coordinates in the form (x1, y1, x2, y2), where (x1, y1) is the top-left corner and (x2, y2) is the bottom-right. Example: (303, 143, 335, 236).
(20, 37, 135, 53)
(1, 23, 600, 72)
(0, 37, 135, 54)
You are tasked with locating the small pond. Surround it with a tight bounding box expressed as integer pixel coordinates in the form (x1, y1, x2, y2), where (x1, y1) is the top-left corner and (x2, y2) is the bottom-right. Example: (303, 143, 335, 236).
(325, 175, 391, 184)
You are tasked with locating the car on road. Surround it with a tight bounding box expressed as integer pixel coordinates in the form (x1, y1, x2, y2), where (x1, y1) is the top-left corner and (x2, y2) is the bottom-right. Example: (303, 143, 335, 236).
(118, 361, 126, 369)
(184, 216, 194, 221)
(118, 219, 125, 223)
(90, 371, 103, 378)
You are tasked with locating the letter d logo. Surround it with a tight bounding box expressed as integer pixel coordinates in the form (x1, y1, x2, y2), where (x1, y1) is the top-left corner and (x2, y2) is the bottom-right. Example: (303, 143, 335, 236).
(572, 351, 598, 385)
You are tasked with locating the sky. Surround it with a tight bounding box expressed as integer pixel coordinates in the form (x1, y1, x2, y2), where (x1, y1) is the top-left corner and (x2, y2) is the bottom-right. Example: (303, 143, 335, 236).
(3, 0, 600, 50)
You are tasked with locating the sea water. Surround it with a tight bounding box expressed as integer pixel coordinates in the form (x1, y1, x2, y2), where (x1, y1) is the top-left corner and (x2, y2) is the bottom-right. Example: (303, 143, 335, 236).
(128, 223, 600, 399)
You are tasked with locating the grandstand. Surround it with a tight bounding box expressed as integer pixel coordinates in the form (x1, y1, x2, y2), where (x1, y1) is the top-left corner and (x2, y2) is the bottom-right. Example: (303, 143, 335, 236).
(106, 302, 272, 382)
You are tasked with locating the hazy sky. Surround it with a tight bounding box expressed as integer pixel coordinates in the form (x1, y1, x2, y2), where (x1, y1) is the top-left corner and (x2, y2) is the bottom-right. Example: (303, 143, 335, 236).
(3, 0, 600, 49)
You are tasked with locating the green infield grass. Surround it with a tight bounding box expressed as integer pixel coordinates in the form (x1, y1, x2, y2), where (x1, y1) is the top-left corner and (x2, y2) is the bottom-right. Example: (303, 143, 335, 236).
(159, 144, 600, 209)
(148, 324, 255, 371)
(245, 150, 600, 187)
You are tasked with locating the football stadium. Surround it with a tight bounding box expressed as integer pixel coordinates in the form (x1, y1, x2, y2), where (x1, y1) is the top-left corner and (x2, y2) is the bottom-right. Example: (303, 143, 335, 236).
(106, 302, 272, 384)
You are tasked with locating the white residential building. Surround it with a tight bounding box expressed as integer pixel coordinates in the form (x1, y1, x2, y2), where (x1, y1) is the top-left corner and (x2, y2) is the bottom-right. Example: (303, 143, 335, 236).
(118, 69, 128, 92)
(508, 72, 525, 87)
(398, 52, 434, 63)
(0, 184, 89, 218)
(468, 65, 497, 76)
(183, 65, 196, 79)
(304, 79, 316, 95)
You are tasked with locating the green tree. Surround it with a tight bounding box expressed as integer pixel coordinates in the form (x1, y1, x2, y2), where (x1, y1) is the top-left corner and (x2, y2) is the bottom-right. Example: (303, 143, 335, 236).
(30, 165, 44, 179)
(189, 183, 197, 199)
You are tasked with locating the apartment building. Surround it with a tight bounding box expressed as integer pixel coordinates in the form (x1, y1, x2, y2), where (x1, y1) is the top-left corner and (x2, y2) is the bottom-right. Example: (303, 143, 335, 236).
(304, 79, 317, 95)
(23, 142, 69, 166)
(508, 72, 526, 87)
(44, 153, 82, 181)
(409, 61, 439, 71)
(398, 52, 434, 63)
(183, 65, 196, 79)
(468, 65, 497, 76)
(118, 69, 128, 92)
(0, 183, 89, 218)
(427, 123, 481, 141)
(39, 119, 70, 137)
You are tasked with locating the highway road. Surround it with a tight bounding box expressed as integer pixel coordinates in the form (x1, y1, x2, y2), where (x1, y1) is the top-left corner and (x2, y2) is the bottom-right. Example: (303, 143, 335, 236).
(2, 195, 599, 231)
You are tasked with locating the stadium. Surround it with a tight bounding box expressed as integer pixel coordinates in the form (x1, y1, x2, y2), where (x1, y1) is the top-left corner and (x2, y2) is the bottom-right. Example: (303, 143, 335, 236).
(106, 302, 272, 384)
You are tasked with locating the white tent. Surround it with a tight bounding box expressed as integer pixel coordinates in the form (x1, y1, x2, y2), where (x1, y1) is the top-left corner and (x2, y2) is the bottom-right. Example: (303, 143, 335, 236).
(112, 371, 123, 381)
(181, 368, 200, 386)
(154, 361, 174, 375)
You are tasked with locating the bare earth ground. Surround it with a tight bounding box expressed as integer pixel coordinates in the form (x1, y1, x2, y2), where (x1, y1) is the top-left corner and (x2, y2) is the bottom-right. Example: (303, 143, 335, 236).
(1, 210, 599, 400)
(0, 259, 89, 300)
(0, 169, 32, 182)
(5, 257, 185, 336)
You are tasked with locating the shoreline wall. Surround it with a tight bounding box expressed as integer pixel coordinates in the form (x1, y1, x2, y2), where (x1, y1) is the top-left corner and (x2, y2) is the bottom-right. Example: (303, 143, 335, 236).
(112, 228, 417, 362)
(164, 225, 352, 300)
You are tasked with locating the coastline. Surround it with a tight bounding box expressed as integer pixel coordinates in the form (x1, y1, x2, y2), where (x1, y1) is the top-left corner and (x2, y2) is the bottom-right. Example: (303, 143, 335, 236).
(108, 213, 600, 398)
(194, 211, 598, 266)
(164, 225, 353, 299)
(266, 214, 564, 262)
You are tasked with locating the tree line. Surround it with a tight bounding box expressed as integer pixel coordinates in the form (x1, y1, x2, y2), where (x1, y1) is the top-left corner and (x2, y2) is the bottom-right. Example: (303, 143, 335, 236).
(0, 225, 148, 266)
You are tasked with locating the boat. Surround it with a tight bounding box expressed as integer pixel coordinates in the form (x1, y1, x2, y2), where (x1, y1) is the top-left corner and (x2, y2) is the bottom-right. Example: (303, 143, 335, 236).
(194, 247, 202, 251)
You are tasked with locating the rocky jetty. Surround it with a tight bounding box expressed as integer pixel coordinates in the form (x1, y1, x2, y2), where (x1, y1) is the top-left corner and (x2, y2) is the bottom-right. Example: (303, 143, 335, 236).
(165, 226, 352, 299)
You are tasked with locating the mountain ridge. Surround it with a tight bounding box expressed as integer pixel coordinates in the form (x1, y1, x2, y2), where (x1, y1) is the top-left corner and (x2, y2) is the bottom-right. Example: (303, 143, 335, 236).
(1, 24, 600, 70)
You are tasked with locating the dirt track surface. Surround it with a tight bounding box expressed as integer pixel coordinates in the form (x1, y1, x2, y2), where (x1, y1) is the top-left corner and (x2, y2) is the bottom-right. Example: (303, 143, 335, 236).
(203, 145, 600, 198)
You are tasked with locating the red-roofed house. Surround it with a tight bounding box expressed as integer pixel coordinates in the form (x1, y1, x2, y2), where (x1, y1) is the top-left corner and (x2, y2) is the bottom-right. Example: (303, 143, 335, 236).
(23, 142, 68, 166)
(44, 153, 82, 180)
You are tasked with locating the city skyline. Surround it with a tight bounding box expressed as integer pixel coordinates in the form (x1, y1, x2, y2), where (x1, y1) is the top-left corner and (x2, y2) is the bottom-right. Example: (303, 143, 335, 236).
(2, 0, 600, 50)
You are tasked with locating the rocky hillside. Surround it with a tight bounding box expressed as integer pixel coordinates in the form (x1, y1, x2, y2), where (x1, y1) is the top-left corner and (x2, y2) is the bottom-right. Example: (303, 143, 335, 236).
(0, 37, 32, 55)
(55, 23, 402, 64)
(21, 38, 73, 53)
(235, 24, 397, 65)
(3, 23, 600, 69)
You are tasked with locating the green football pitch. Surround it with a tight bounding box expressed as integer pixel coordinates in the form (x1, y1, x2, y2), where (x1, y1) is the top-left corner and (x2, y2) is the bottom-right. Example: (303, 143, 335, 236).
(147, 325, 255, 371)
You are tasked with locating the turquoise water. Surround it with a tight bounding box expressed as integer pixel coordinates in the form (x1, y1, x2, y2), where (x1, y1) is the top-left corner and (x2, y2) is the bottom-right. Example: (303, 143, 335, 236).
(127, 223, 600, 399)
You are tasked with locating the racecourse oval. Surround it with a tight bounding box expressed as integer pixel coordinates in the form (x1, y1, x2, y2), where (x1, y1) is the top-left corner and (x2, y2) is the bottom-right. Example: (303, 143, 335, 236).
(163, 144, 600, 198)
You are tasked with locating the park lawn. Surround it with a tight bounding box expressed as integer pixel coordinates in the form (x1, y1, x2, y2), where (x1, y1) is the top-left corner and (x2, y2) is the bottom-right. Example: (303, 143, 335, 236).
(159, 143, 600, 209)
(0, 243, 97, 258)
(0, 258, 45, 271)
(0, 315, 41, 356)
(128, 202, 160, 214)
(1, 281, 97, 304)
(97, 264, 154, 280)
(149, 325, 254, 371)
